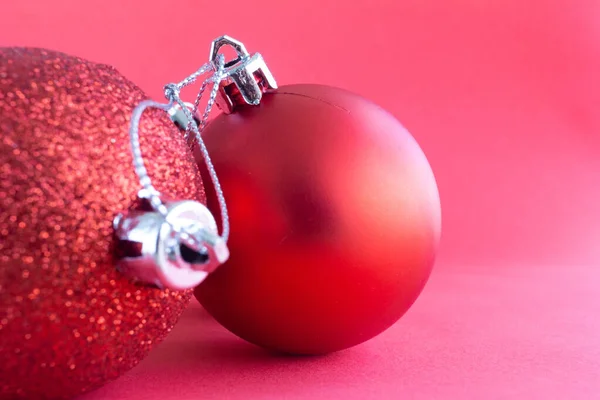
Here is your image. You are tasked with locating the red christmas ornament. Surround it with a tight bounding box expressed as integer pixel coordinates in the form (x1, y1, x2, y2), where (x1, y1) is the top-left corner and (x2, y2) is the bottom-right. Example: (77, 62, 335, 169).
(0, 48, 210, 399)
(194, 37, 442, 355)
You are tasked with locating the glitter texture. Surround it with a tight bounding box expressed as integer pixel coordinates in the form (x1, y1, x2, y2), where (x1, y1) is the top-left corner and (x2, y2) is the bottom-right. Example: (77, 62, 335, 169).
(0, 48, 204, 399)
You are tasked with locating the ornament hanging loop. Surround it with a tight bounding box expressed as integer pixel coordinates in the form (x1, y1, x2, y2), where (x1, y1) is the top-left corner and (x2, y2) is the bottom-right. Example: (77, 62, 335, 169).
(209, 35, 278, 114)
(116, 55, 231, 291)
(116, 35, 275, 290)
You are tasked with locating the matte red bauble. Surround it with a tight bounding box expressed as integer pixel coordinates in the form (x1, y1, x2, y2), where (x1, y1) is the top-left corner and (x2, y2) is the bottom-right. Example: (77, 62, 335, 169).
(0, 48, 204, 399)
(194, 82, 441, 355)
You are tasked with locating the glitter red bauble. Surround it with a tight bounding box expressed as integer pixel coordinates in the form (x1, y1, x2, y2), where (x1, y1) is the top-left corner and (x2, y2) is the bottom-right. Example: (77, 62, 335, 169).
(0, 48, 204, 399)
(194, 84, 441, 355)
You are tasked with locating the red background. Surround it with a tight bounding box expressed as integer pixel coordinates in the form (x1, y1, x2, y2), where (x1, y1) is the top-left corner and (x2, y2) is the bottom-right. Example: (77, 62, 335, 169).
(2, 0, 600, 398)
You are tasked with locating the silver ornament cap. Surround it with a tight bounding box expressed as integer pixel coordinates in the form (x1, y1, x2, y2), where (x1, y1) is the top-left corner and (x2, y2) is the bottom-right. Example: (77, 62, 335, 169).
(114, 200, 229, 290)
(210, 35, 278, 114)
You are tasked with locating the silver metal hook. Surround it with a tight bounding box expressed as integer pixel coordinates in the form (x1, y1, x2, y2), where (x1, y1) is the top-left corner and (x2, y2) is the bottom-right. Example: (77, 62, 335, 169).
(209, 35, 250, 68)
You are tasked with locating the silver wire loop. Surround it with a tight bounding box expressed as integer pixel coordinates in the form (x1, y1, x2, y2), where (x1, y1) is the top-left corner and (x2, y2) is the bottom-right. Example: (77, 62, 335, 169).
(128, 53, 230, 249)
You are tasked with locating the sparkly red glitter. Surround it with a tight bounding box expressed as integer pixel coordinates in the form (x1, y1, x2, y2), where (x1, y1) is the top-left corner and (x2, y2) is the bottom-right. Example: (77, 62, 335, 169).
(0, 48, 204, 399)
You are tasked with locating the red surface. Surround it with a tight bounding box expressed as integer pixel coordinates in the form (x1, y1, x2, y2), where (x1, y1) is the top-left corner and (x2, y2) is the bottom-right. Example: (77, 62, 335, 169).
(1, 0, 600, 398)
(195, 84, 441, 354)
(0, 48, 199, 399)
